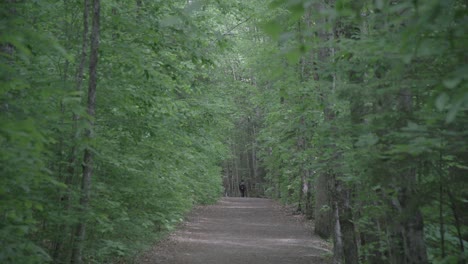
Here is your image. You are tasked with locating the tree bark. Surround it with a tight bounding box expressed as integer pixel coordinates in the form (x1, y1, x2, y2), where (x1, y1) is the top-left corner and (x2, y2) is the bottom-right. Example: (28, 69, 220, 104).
(70, 0, 100, 263)
(305, 177, 314, 219)
(313, 0, 333, 239)
(336, 180, 359, 264)
(312, 3, 360, 262)
(250, 123, 258, 196)
(396, 88, 428, 264)
(333, 199, 344, 264)
(315, 172, 332, 238)
(53, 1, 90, 262)
(398, 184, 428, 264)
(439, 180, 445, 258)
(447, 188, 465, 259)
(330, 20, 359, 264)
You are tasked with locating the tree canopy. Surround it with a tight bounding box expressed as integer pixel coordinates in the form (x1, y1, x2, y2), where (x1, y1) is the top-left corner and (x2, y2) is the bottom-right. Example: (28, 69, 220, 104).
(1, 0, 466, 263)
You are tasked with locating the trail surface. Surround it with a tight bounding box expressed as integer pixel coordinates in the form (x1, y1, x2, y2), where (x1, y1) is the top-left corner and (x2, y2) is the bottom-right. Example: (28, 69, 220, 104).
(139, 197, 330, 264)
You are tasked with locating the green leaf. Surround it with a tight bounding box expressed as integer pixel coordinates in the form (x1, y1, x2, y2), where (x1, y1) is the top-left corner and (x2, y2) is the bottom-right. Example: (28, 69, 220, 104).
(184, 0, 203, 13)
(262, 21, 282, 40)
(289, 3, 305, 20)
(160, 15, 182, 27)
(286, 48, 301, 64)
(269, 0, 286, 9)
(356, 133, 379, 147)
(375, 0, 384, 10)
(435, 93, 449, 111)
(443, 77, 462, 89)
(445, 96, 465, 123)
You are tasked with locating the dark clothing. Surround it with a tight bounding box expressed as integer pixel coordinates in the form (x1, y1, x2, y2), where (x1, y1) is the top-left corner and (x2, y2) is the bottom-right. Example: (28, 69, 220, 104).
(239, 182, 246, 197)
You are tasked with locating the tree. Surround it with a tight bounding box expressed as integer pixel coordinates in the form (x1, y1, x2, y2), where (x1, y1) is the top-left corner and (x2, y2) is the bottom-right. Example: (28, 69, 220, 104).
(0, 0, 238, 262)
(232, 0, 467, 263)
(71, 0, 100, 263)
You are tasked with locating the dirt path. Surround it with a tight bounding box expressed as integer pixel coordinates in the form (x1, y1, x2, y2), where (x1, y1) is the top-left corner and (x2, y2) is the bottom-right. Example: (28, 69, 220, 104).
(139, 197, 330, 264)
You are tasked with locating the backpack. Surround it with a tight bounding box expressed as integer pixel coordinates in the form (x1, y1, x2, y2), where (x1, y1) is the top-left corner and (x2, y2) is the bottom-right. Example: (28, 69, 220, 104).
(239, 183, 245, 191)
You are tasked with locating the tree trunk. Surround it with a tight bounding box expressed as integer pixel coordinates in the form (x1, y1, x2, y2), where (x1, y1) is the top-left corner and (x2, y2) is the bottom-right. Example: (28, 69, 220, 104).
(70, 0, 100, 263)
(54, 1, 90, 262)
(336, 181, 359, 264)
(312, 0, 333, 239)
(398, 184, 428, 264)
(251, 123, 258, 196)
(396, 88, 428, 264)
(305, 177, 314, 219)
(439, 180, 445, 258)
(315, 172, 332, 238)
(330, 17, 360, 264)
(387, 221, 406, 264)
(333, 200, 344, 264)
(447, 188, 465, 257)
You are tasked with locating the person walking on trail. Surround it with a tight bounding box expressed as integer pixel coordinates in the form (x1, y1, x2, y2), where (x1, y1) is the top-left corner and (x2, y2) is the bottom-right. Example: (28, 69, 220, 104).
(239, 180, 246, 197)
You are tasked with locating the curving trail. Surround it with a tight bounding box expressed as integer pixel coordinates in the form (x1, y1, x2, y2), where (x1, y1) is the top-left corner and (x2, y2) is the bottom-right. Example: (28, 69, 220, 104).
(139, 197, 330, 264)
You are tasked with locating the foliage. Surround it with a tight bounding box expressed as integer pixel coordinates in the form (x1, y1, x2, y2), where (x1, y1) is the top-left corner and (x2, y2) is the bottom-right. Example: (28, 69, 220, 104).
(1, 0, 466, 263)
(1, 0, 234, 263)
(224, 0, 467, 263)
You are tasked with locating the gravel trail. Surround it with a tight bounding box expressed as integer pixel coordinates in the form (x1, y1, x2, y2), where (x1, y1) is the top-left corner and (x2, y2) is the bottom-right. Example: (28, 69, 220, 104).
(139, 197, 330, 264)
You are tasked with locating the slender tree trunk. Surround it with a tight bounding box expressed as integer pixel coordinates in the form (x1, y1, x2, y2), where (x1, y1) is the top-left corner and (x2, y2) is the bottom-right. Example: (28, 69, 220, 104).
(70, 0, 100, 263)
(331, 20, 360, 264)
(136, 0, 142, 20)
(313, 0, 333, 239)
(398, 184, 428, 264)
(68, 0, 90, 191)
(397, 88, 428, 264)
(297, 113, 306, 213)
(305, 176, 314, 219)
(360, 217, 384, 264)
(388, 221, 406, 264)
(252, 123, 258, 188)
(312, 3, 360, 262)
(439, 180, 446, 258)
(336, 180, 359, 264)
(437, 139, 446, 258)
(315, 174, 332, 238)
(231, 158, 236, 196)
(233, 146, 240, 196)
(447, 188, 465, 257)
(333, 199, 344, 264)
(53, 1, 90, 262)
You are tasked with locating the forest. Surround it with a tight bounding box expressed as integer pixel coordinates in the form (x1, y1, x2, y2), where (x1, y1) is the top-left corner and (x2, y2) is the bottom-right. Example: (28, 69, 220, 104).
(0, 0, 466, 263)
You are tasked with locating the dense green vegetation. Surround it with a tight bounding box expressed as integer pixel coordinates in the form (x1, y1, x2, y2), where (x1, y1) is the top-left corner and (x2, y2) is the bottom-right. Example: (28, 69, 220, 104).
(1, 1, 232, 263)
(215, 0, 468, 263)
(1, 0, 466, 263)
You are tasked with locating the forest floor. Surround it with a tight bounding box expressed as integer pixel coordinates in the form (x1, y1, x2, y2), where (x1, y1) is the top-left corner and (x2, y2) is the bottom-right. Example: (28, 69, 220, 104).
(137, 197, 331, 264)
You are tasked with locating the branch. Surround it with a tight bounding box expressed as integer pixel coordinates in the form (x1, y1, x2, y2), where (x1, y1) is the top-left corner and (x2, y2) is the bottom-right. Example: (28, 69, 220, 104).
(221, 16, 253, 37)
